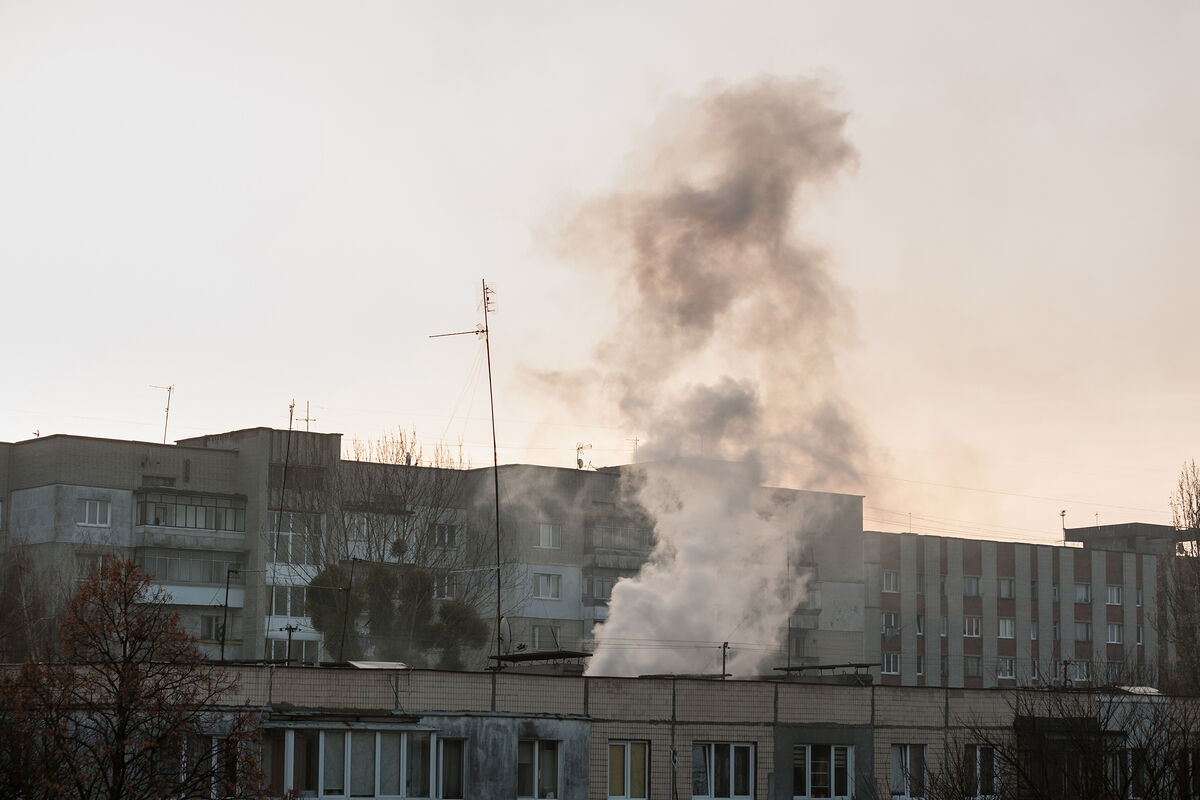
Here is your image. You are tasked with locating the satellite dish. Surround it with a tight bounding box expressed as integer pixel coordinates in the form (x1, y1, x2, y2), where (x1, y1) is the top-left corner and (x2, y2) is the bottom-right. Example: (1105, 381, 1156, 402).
(499, 617, 512, 653)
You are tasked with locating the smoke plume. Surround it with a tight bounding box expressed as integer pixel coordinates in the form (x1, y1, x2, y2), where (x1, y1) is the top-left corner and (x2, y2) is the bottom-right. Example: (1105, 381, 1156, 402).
(556, 77, 866, 676)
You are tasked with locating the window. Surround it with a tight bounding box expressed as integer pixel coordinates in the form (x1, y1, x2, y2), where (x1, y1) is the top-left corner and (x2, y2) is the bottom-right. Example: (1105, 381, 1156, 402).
(519, 740, 559, 799)
(137, 492, 246, 532)
(141, 555, 242, 585)
(917, 654, 925, 675)
(997, 657, 1015, 680)
(1137, 587, 1143, 606)
(940, 656, 948, 677)
(80, 499, 111, 527)
(268, 511, 324, 565)
(881, 612, 898, 635)
(271, 585, 308, 617)
(940, 617, 947, 637)
(793, 744, 852, 799)
(692, 742, 753, 799)
(940, 577, 947, 596)
(268, 638, 319, 665)
(1052, 621, 1061, 641)
(537, 523, 562, 549)
(532, 625, 560, 650)
(916, 614, 924, 635)
(439, 738, 465, 799)
(433, 574, 456, 600)
(963, 616, 981, 637)
(1031, 623, 1038, 641)
(288, 729, 435, 798)
(200, 614, 223, 641)
(431, 523, 459, 548)
(964, 656, 981, 678)
(1107, 623, 1123, 644)
(1031, 581, 1038, 601)
(1106, 584, 1123, 605)
(1137, 625, 1144, 645)
(1074, 583, 1092, 604)
(534, 573, 561, 600)
(890, 744, 926, 799)
(998, 618, 1015, 639)
(963, 576, 981, 597)
(1075, 622, 1092, 642)
(610, 741, 649, 799)
(883, 653, 900, 675)
(998, 578, 1014, 599)
(1052, 583, 1060, 602)
(915, 573, 924, 595)
(963, 745, 996, 799)
(883, 571, 899, 593)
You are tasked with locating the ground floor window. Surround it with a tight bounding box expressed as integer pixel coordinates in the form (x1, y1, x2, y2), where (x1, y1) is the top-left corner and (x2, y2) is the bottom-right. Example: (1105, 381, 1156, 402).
(890, 744, 926, 799)
(692, 742, 754, 799)
(793, 744, 852, 799)
(438, 739, 465, 799)
(963, 744, 996, 799)
(609, 740, 649, 799)
(518, 739, 559, 798)
(285, 728, 438, 798)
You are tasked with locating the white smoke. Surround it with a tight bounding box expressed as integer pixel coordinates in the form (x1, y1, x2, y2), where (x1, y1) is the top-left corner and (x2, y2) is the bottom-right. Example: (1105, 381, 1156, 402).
(552, 77, 865, 676)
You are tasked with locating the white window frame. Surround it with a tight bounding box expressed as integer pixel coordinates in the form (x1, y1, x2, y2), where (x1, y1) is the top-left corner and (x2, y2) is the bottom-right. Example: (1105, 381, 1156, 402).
(1137, 625, 1144, 645)
(80, 498, 111, 527)
(1074, 583, 1092, 604)
(536, 523, 562, 550)
(1075, 621, 1093, 642)
(890, 744, 926, 799)
(940, 616, 947, 637)
(996, 657, 1015, 680)
(609, 740, 649, 800)
(881, 612, 898, 634)
(433, 574, 456, 600)
(290, 729, 438, 799)
(964, 616, 981, 637)
(997, 578, 1014, 599)
(691, 742, 754, 800)
(518, 739, 560, 799)
(534, 573, 561, 600)
(915, 614, 924, 635)
(963, 744, 997, 800)
(431, 523, 459, 549)
(998, 618, 1015, 639)
(532, 625, 560, 650)
(963, 576, 981, 597)
(1106, 584, 1123, 605)
(1107, 622, 1123, 644)
(883, 570, 899, 593)
(792, 744, 853, 800)
(882, 653, 900, 675)
(200, 614, 223, 642)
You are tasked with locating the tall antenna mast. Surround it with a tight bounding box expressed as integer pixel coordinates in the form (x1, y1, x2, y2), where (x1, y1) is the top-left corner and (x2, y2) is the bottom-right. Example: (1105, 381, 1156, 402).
(149, 384, 173, 444)
(431, 279, 504, 675)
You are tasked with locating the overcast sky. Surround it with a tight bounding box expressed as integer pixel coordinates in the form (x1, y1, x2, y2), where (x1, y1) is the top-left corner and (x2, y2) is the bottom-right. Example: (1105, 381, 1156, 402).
(3, 1, 1198, 541)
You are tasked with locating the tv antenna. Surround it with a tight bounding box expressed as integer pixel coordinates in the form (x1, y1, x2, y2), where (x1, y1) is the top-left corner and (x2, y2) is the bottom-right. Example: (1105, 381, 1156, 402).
(430, 279, 504, 671)
(149, 384, 174, 444)
(297, 400, 317, 432)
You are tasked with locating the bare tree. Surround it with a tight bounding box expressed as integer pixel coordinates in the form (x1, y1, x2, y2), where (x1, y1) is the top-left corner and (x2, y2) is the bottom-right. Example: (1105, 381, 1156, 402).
(0, 559, 265, 800)
(270, 429, 501, 667)
(1160, 459, 1200, 693)
(0, 540, 56, 662)
(922, 683, 1200, 800)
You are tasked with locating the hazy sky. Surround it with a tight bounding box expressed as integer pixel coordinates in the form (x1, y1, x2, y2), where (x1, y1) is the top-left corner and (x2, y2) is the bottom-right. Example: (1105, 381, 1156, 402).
(3, 1, 1198, 542)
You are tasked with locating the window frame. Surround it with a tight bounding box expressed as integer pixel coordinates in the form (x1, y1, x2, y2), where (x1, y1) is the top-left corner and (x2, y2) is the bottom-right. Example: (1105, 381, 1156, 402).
(1074, 583, 1092, 604)
(997, 578, 1014, 599)
(882, 652, 900, 675)
(883, 570, 900, 593)
(534, 572, 562, 600)
(963, 616, 981, 637)
(518, 739, 560, 800)
(1075, 621, 1093, 642)
(80, 498, 112, 527)
(963, 744, 997, 800)
(963, 576, 981, 597)
(890, 743, 926, 799)
(536, 522, 563, 550)
(1106, 622, 1123, 644)
(792, 743, 853, 800)
(998, 618, 1015, 639)
(691, 742, 754, 800)
(1106, 584, 1123, 605)
(609, 740, 649, 800)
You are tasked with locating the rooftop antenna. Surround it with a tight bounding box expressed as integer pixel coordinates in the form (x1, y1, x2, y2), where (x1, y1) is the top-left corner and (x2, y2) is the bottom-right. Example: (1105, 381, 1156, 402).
(628, 436, 639, 463)
(296, 400, 317, 432)
(1060, 510, 1067, 544)
(575, 442, 592, 470)
(431, 278, 503, 677)
(149, 384, 174, 444)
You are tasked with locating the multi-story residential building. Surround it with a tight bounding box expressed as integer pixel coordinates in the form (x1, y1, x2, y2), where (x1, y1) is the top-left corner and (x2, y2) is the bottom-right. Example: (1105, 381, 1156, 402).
(0, 425, 1181, 688)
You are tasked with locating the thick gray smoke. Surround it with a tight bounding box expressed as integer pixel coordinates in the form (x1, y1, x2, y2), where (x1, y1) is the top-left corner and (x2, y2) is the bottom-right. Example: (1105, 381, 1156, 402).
(557, 78, 866, 676)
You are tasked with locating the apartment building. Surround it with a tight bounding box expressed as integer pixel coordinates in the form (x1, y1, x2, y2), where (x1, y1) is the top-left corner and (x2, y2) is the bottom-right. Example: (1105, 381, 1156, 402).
(215, 664, 1190, 799)
(0, 426, 1178, 687)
